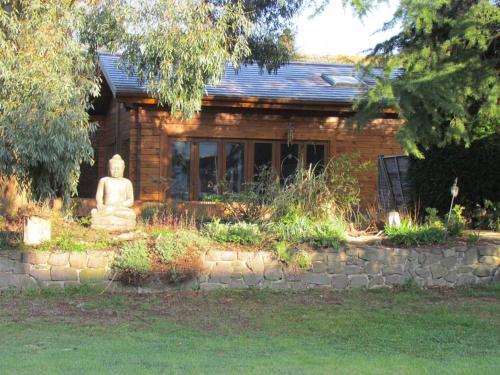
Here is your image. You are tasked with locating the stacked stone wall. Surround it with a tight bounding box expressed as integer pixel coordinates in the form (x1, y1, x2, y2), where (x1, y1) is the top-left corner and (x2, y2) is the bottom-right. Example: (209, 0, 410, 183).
(0, 250, 115, 289)
(0, 242, 499, 292)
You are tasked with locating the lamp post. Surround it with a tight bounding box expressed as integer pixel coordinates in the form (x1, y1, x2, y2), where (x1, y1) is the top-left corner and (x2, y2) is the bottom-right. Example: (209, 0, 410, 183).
(447, 178, 459, 224)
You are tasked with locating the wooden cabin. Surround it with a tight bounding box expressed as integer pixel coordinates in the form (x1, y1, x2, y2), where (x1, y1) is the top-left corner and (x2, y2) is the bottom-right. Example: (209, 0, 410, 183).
(80, 53, 403, 208)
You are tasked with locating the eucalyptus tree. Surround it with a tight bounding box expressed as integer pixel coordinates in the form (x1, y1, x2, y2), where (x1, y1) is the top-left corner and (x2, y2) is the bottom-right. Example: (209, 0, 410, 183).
(0, 0, 100, 202)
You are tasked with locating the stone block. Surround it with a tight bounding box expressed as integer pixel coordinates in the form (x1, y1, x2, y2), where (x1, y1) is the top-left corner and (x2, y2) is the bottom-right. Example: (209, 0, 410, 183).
(262, 280, 290, 290)
(385, 275, 404, 285)
(332, 275, 349, 289)
(420, 252, 442, 266)
(0, 258, 14, 272)
(456, 274, 476, 286)
(312, 262, 327, 273)
(38, 281, 64, 289)
(51, 266, 78, 281)
(29, 266, 52, 281)
(346, 256, 364, 266)
(457, 266, 474, 274)
(382, 264, 404, 276)
(478, 246, 500, 257)
(237, 251, 254, 261)
(200, 283, 227, 291)
(12, 262, 30, 274)
(48, 253, 69, 266)
(493, 269, 500, 283)
(246, 254, 265, 275)
(473, 265, 491, 277)
(430, 264, 447, 279)
(209, 262, 233, 284)
(304, 272, 330, 285)
(8, 250, 22, 261)
(69, 253, 88, 269)
(206, 250, 237, 262)
(0, 272, 11, 288)
(326, 262, 344, 274)
(87, 255, 108, 268)
(229, 279, 248, 289)
(349, 275, 368, 288)
(368, 275, 385, 289)
(289, 281, 308, 290)
(242, 272, 263, 286)
(264, 266, 282, 281)
(428, 278, 447, 287)
(364, 261, 383, 275)
(310, 251, 325, 262)
(358, 247, 384, 261)
(284, 268, 303, 282)
(463, 248, 477, 265)
(23, 216, 51, 246)
(79, 268, 107, 283)
(443, 249, 456, 258)
(9, 274, 37, 289)
(344, 265, 362, 275)
(415, 267, 430, 278)
(441, 255, 458, 269)
(444, 270, 458, 283)
(22, 252, 49, 264)
(479, 256, 500, 266)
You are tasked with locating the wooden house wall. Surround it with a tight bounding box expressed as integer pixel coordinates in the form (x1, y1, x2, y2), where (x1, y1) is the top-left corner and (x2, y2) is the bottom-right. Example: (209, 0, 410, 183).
(119, 105, 403, 205)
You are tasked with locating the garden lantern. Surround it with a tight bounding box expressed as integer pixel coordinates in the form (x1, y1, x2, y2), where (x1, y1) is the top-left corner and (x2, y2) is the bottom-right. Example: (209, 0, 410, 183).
(447, 178, 459, 224)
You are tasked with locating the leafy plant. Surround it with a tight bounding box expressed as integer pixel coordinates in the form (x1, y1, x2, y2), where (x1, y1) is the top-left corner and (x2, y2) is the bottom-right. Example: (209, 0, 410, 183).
(154, 230, 208, 264)
(309, 222, 346, 249)
(472, 200, 500, 231)
(446, 205, 465, 237)
(385, 219, 447, 247)
(114, 240, 151, 274)
(203, 219, 262, 245)
(293, 249, 312, 270)
(274, 241, 293, 263)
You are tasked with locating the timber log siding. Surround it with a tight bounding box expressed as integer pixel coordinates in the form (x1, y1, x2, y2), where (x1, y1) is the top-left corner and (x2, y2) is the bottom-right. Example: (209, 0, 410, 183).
(85, 97, 403, 205)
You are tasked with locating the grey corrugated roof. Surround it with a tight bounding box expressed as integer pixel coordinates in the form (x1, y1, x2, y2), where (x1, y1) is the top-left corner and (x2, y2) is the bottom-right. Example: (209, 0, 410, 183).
(98, 53, 397, 103)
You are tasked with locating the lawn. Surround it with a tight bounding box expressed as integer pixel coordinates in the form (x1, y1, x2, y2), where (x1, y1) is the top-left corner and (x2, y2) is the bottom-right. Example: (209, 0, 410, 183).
(0, 285, 499, 375)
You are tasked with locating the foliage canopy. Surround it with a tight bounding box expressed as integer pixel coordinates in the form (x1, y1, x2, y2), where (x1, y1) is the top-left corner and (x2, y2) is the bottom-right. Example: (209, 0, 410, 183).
(352, 0, 500, 157)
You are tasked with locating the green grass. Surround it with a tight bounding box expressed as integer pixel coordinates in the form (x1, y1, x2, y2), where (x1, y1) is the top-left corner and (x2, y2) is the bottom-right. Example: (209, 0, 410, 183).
(0, 285, 499, 374)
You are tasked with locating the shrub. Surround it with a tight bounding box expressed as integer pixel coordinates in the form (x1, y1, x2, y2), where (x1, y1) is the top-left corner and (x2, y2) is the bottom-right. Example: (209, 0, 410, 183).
(471, 200, 499, 231)
(446, 205, 465, 236)
(385, 219, 447, 247)
(203, 219, 263, 245)
(114, 240, 151, 274)
(309, 222, 346, 249)
(293, 249, 312, 270)
(269, 212, 313, 243)
(154, 230, 208, 263)
(274, 241, 293, 263)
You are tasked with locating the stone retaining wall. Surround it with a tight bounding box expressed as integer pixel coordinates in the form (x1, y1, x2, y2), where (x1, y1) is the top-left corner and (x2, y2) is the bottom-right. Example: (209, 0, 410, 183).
(0, 250, 115, 290)
(0, 241, 499, 292)
(198, 242, 500, 291)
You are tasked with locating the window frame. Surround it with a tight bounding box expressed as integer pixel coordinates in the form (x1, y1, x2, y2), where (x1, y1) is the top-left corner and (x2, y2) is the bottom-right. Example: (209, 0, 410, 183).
(167, 138, 328, 201)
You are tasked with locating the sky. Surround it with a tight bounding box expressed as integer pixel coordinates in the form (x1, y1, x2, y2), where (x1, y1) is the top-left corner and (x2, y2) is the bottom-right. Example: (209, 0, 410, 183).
(295, 0, 400, 56)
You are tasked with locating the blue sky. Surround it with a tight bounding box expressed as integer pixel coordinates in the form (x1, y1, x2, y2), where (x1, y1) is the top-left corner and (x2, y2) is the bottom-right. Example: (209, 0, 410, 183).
(295, 0, 400, 55)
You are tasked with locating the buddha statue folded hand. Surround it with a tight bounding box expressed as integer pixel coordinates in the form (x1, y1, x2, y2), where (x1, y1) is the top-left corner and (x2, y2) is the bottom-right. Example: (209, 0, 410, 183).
(91, 154, 136, 231)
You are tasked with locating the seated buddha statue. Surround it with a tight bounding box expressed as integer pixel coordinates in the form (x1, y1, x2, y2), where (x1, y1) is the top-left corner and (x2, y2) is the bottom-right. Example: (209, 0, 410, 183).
(91, 154, 136, 231)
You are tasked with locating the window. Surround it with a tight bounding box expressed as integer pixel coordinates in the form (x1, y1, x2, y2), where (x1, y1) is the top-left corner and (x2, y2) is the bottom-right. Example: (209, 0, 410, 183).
(169, 139, 327, 200)
(225, 142, 244, 192)
(171, 141, 191, 200)
(198, 142, 218, 199)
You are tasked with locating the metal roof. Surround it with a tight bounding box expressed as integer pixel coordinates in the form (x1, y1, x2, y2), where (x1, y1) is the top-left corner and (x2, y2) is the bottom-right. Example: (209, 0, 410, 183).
(98, 53, 398, 104)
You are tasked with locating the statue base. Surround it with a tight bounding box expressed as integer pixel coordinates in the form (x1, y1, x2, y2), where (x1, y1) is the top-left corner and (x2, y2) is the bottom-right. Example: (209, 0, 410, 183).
(91, 214, 136, 232)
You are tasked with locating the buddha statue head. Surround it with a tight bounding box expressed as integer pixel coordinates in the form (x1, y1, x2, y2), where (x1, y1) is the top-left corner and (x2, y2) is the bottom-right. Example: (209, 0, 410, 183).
(109, 154, 125, 178)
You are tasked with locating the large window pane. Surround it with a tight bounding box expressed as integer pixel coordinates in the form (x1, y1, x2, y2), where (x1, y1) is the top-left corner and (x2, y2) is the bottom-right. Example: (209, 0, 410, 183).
(171, 141, 191, 200)
(198, 142, 218, 199)
(253, 142, 273, 179)
(306, 144, 325, 172)
(280, 143, 299, 183)
(226, 142, 245, 192)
